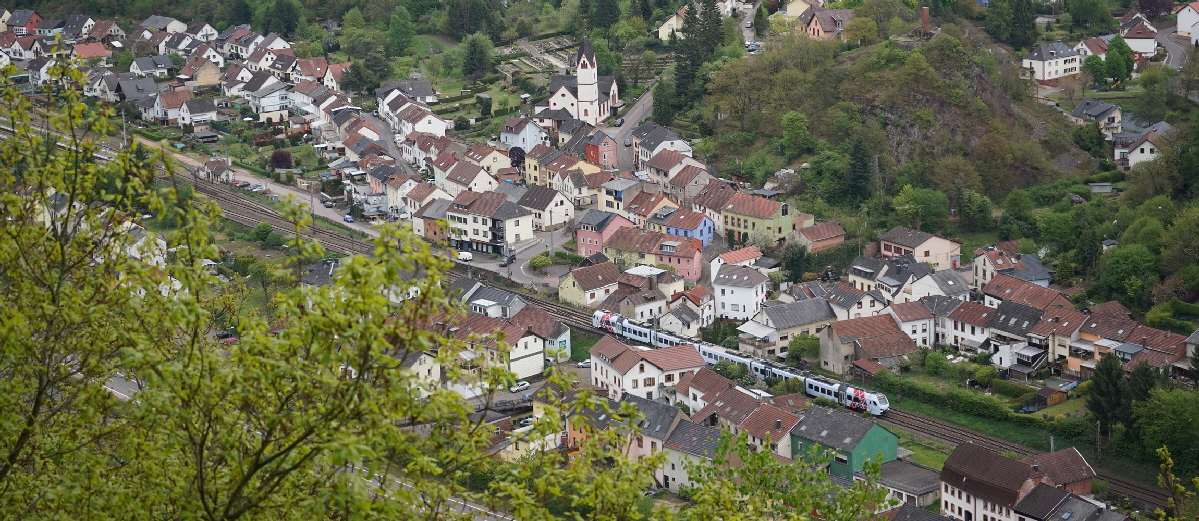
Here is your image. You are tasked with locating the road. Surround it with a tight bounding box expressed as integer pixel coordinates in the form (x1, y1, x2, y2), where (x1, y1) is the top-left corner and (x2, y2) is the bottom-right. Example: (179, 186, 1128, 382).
(608, 85, 655, 173)
(741, 1, 758, 42)
(1156, 26, 1188, 71)
(359, 111, 417, 177)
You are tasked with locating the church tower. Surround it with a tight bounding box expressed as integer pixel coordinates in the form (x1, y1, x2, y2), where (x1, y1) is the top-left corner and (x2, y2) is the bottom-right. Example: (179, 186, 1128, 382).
(575, 37, 599, 125)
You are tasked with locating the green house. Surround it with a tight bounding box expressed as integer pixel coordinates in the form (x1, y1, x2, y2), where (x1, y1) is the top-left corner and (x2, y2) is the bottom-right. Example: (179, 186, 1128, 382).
(789, 406, 897, 478)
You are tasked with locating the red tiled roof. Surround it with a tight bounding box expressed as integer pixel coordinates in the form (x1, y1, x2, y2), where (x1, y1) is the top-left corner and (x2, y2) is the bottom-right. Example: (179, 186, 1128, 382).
(739, 404, 800, 442)
(691, 386, 760, 425)
(626, 191, 676, 218)
(432, 151, 458, 172)
(678, 367, 735, 399)
(889, 301, 933, 322)
(691, 179, 738, 211)
(764, 392, 808, 414)
(723, 192, 783, 219)
(1028, 308, 1088, 337)
(671, 285, 712, 306)
(296, 56, 328, 78)
(509, 305, 562, 339)
(854, 359, 888, 375)
(404, 182, 439, 203)
(72, 42, 109, 58)
(659, 209, 708, 230)
(1088, 301, 1130, 317)
(1021, 448, 1096, 485)
(158, 89, 192, 109)
(571, 262, 621, 291)
(982, 274, 1069, 309)
(830, 315, 901, 340)
(1125, 349, 1182, 370)
(646, 149, 687, 171)
(590, 336, 706, 374)
(857, 331, 919, 359)
(799, 221, 845, 241)
(947, 301, 995, 327)
(940, 443, 1035, 507)
(670, 164, 707, 187)
(718, 246, 762, 264)
(583, 170, 613, 189)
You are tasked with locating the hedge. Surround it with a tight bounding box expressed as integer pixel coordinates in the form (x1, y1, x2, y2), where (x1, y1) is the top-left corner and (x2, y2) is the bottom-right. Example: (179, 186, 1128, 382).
(134, 128, 170, 142)
(992, 379, 1035, 399)
(498, 51, 531, 60)
(233, 160, 271, 178)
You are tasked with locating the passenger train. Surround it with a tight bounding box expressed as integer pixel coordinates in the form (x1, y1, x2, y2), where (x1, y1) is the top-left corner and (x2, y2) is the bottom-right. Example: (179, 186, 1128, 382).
(592, 310, 890, 415)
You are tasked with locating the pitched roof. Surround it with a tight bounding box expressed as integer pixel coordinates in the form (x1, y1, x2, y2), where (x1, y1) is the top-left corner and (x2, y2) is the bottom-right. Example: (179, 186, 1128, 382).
(760, 299, 836, 330)
(1123, 19, 1157, 39)
(858, 331, 919, 358)
(941, 443, 1035, 507)
(925, 270, 970, 297)
(719, 246, 763, 264)
(691, 179, 739, 210)
(723, 192, 783, 219)
(132, 55, 173, 71)
(879, 226, 936, 248)
(181, 98, 216, 113)
(982, 274, 1068, 309)
(139, 15, 178, 30)
(626, 191, 675, 218)
(589, 335, 706, 374)
(1071, 98, 1120, 121)
(799, 221, 845, 241)
(446, 161, 485, 187)
(1028, 308, 1088, 338)
(72, 42, 109, 59)
(1021, 448, 1096, 486)
(740, 404, 800, 443)
(576, 209, 630, 233)
(1024, 41, 1079, 62)
(509, 305, 567, 340)
(1089, 300, 1131, 317)
(157, 89, 192, 109)
(824, 284, 867, 309)
(664, 420, 723, 458)
(691, 386, 762, 425)
(669, 164, 708, 187)
(1013, 483, 1072, 519)
(890, 301, 934, 322)
(678, 367, 736, 398)
(713, 264, 769, 288)
(947, 301, 994, 327)
(646, 148, 688, 171)
(571, 262, 622, 292)
(517, 184, 563, 211)
(604, 227, 698, 258)
(883, 503, 953, 521)
(830, 315, 902, 340)
(790, 406, 880, 451)
(987, 301, 1045, 337)
(414, 197, 452, 220)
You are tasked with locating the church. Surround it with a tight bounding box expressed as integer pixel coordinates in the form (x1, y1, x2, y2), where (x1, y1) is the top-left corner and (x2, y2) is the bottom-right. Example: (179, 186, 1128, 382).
(535, 38, 618, 127)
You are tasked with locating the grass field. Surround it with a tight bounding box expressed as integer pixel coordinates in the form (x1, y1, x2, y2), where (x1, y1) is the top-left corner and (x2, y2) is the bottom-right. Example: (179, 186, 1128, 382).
(571, 329, 601, 361)
(413, 36, 448, 58)
(888, 427, 952, 470)
(891, 396, 1051, 450)
(1037, 397, 1087, 418)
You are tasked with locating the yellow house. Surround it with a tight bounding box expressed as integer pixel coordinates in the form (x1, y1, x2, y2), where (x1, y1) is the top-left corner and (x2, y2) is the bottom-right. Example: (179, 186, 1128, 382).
(657, 6, 687, 40)
(721, 192, 812, 246)
(524, 143, 557, 186)
(464, 143, 509, 175)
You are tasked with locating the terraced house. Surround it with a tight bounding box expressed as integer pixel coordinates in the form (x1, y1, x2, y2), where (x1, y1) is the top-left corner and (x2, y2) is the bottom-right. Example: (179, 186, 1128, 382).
(721, 192, 812, 246)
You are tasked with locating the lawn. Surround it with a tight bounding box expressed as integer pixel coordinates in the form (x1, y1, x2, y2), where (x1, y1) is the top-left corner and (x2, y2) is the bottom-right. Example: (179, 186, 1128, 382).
(1037, 397, 1088, 418)
(413, 36, 448, 58)
(570, 329, 601, 362)
(888, 427, 952, 470)
(890, 396, 1051, 451)
(950, 230, 1000, 258)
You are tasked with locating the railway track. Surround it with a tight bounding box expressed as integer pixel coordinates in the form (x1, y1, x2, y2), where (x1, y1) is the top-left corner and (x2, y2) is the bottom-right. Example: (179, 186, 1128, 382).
(881, 409, 1168, 510)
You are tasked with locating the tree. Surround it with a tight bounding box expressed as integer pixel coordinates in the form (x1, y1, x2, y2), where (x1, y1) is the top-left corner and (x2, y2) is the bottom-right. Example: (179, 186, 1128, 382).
(1100, 243, 1159, 298)
(1073, 121, 1106, 157)
(1082, 54, 1106, 83)
(845, 135, 872, 205)
(754, 4, 769, 36)
(786, 334, 821, 367)
(264, 0, 300, 35)
(923, 351, 949, 376)
(461, 32, 495, 77)
(1127, 362, 1160, 406)
(958, 189, 994, 232)
(974, 365, 999, 388)
(114, 50, 135, 71)
(593, 0, 621, 30)
(1162, 207, 1199, 273)
(1087, 352, 1128, 432)
(342, 7, 367, 30)
(1002, 189, 1034, 222)
(387, 6, 416, 57)
(1106, 35, 1135, 82)
(1136, 393, 1199, 481)
(651, 80, 676, 127)
(844, 17, 878, 45)
(476, 94, 493, 116)
(640, 0, 653, 20)
(229, 0, 253, 25)
(1128, 64, 1176, 125)
(892, 184, 950, 232)
(984, 0, 1012, 43)
(781, 111, 811, 160)
(1008, 0, 1038, 49)
(268, 149, 293, 169)
(1069, 0, 1114, 31)
(340, 59, 380, 92)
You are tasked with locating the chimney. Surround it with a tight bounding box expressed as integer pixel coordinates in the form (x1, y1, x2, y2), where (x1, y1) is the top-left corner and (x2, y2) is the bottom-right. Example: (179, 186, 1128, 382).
(922, 7, 930, 34)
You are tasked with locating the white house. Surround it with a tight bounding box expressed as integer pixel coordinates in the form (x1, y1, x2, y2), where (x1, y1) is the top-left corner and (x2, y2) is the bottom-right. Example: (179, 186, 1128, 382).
(710, 246, 763, 281)
(249, 82, 290, 113)
(152, 89, 192, 125)
(1022, 42, 1080, 82)
(444, 162, 498, 197)
(633, 121, 693, 169)
(1114, 122, 1175, 170)
(908, 270, 970, 302)
(1180, 2, 1199, 41)
(882, 301, 935, 347)
(713, 264, 770, 320)
(945, 301, 992, 352)
(588, 335, 707, 401)
(663, 420, 723, 493)
(449, 313, 545, 380)
(517, 185, 574, 231)
(130, 55, 174, 77)
(185, 20, 218, 42)
(499, 116, 548, 150)
(177, 98, 217, 128)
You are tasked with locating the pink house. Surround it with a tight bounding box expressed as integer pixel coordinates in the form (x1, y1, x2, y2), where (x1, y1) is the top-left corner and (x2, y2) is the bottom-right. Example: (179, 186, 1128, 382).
(603, 227, 704, 281)
(584, 131, 620, 169)
(576, 209, 635, 257)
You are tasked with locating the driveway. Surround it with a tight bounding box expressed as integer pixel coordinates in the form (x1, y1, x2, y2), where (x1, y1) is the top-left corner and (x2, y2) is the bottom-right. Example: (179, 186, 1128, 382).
(604, 83, 655, 173)
(741, 1, 758, 42)
(1157, 26, 1189, 70)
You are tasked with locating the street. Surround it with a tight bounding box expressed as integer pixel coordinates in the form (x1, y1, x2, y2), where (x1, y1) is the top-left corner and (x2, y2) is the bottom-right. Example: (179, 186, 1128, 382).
(1156, 26, 1189, 71)
(608, 84, 655, 173)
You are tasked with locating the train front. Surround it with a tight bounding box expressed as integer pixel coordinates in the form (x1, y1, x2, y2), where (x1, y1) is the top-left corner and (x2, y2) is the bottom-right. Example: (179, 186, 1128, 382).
(874, 393, 890, 414)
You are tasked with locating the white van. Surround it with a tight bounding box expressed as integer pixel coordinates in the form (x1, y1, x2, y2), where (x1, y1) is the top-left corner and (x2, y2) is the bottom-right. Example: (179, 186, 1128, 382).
(457, 251, 473, 262)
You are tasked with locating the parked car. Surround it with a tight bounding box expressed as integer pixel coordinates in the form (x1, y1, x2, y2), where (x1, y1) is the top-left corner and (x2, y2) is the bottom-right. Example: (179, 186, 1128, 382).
(519, 417, 534, 427)
(215, 329, 235, 339)
(614, 118, 624, 127)
(343, 215, 355, 223)
(323, 200, 335, 208)
(498, 255, 516, 267)
(457, 251, 473, 262)
(745, 20, 752, 28)
(576, 360, 591, 368)
(509, 381, 530, 393)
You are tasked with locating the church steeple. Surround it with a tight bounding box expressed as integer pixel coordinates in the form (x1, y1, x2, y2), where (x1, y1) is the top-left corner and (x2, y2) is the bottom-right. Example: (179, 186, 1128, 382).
(576, 37, 599, 124)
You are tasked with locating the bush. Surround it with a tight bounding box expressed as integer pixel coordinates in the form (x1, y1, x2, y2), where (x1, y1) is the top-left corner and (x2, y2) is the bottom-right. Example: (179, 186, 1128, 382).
(923, 351, 949, 376)
(813, 397, 840, 409)
(1010, 414, 1047, 430)
(530, 252, 552, 269)
(992, 379, 1034, 399)
(552, 251, 584, 264)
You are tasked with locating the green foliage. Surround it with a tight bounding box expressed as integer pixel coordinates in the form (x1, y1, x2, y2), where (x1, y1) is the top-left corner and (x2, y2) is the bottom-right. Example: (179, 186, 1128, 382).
(1082, 54, 1106, 82)
(781, 111, 811, 160)
(651, 80, 675, 127)
(958, 189, 995, 232)
(387, 6, 417, 57)
(786, 334, 820, 367)
(892, 184, 949, 232)
(1101, 243, 1159, 299)
(992, 378, 1034, 398)
(1087, 352, 1128, 430)
(462, 32, 495, 77)
(812, 396, 841, 408)
(262, 0, 300, 36)
(1129, 65, 1177, 125)
(1106, 35, 1135, 82)
(529, 251, 552, 269)
(973, 365, 998, 387)
(1137, 394, 1199, 480)
(1072, 122, 1106, 158)
(922, 351, 949, 376)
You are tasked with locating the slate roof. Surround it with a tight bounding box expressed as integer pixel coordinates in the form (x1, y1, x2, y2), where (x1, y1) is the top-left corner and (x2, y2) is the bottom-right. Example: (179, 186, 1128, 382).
(117, 78, 158, 99)
(927, 269, 969, 297)
(300, 258, 339, 286)
(619, 393, 682, 439)
(139, 15, 178, 30)
(824, 284, 867, 309)
(879, 226, 936, 248)
(664, 420, 722, 458)
(723, 192, 783, 219)
(713, 264, 769, 288)
(883, 503, 953, 521)
(1071, 98, 1120, 122)
(133, 55, 174, 71)
(941, 443, 1035, 507)
(1013, 483, 1072, 519)
(7, 10, 38, 28)
(546, 73, 616, 100)
(492, 182, 528, 203)
(1024, 41, 1079, 61)
(790, 406, 879, 451)
(570, 261, 621, 291)
(987, 301, 1045, 337)
(760, 299, 836, 330)
(636, 120, 685, 153)
(669, 305, 700, 325)
(464, 285, 524, 309)
(63, 15, 92, 38)
(517, 185, 563, 211)
(576, 209, 628, 233)
(181, 98, 216, 113)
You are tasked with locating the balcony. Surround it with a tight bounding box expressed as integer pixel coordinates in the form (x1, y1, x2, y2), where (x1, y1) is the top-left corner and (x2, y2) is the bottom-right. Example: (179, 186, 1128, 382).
(738, 335, 776, 351)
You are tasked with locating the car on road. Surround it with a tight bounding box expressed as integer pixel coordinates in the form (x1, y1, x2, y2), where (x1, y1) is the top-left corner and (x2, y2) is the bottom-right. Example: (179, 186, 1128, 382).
(576, 360, 591, 368)
(614, 118, 624, 127)
(498, 254, 516, 267)
(746, 20, 753, 27)
(215, 329, 235, 339)
(343, 215, 355, 223)
(323, 200, 335, 208)
(624, 138, 632, 147)
(233, 180, 250, 188)
(509, 381, 531, 393)
(457, 251, 473, 262)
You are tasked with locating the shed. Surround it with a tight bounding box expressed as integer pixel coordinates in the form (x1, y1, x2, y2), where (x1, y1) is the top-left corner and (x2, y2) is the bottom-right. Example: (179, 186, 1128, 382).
(1035, 386, 1067, 407)
(1087, 183, 1112, 193)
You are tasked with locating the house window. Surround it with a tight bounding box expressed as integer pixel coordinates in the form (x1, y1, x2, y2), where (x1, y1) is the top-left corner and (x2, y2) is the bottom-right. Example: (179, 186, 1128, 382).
(856, 302, 863, 309)
(632, 380, 639, 388)
(924, 250, 930, 257)
(637, 436, 643, 448)
(644, 377, 655, 386)
(639, 363, 645, 373)
(665, 374, 674, 383)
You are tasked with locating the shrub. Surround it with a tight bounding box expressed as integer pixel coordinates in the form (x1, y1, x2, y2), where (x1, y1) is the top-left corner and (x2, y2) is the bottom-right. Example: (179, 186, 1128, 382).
(552, 251, 584, 264)
(992, 379, 1034, 399)
(923, 351, 949, 376)
(813, 397, 840, 409)
(1010, 413, 1047, 430)
(530, 252, 552, 269)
